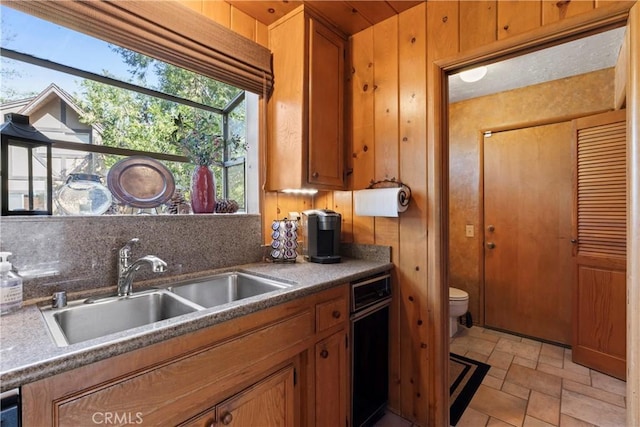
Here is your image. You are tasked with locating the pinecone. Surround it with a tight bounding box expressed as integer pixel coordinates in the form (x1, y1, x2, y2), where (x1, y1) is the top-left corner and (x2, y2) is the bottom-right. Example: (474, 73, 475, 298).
(215, 199, 239, 213)
(104, 201, 121, 215)
(166, 189, 191, 214)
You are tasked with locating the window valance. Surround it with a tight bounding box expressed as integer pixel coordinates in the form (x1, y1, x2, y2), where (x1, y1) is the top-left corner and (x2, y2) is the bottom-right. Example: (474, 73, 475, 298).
(7, 0, 273, 95)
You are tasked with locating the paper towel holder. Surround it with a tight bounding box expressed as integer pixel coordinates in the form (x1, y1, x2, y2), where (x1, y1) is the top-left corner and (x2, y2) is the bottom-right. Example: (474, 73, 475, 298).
(366, 177, 412, 210)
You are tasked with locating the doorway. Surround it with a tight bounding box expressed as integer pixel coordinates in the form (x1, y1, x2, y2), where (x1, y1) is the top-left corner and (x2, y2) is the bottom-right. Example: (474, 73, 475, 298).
(437, 4, 639, 426)
(483, 122, 573, 344)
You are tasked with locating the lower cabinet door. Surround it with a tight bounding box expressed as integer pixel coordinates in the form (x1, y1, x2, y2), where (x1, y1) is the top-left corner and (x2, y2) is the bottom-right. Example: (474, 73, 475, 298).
(221, 365, 295, 427)
(315, 330, 348, 427)
(181, 410, 215, 427)
(180, 365, 295, 427)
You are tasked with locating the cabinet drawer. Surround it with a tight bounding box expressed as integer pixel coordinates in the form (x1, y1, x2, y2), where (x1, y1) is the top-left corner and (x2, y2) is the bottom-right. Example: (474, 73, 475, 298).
(316, 297, 347, 332)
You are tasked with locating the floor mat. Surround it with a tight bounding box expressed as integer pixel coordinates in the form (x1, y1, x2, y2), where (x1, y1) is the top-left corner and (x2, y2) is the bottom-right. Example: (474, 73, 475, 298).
(449, 352, 490, 426)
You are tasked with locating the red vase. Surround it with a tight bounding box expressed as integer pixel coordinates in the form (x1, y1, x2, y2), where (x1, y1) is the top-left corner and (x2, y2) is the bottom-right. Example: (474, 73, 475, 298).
(191, 165, 216, 214)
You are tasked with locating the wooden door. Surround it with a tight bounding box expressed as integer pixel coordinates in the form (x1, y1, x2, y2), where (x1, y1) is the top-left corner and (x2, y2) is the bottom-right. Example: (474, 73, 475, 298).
(215, 366, 295, 426)
(315, 330, 348, 427)
(572, 110, 627, 380)
(484, 122, 573, 344)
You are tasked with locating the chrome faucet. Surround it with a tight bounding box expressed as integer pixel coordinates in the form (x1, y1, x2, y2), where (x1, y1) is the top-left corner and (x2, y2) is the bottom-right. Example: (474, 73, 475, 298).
(117, 238, 167, 296)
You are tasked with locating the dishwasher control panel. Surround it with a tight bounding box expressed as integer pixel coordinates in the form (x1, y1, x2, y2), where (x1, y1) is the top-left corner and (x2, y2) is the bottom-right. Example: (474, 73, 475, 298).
(351, 273, 391, 313)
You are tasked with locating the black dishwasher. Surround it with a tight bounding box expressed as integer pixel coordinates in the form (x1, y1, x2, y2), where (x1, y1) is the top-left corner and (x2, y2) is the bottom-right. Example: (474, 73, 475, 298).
(350, 273, 392, 427)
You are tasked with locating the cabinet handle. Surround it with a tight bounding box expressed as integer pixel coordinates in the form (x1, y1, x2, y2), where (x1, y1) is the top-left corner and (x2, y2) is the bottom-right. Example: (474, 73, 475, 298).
(221, 412, 233, 425)
(312, 171, 319, 179)
(320, 349, 329, 359)
(332, 310, 341, 319)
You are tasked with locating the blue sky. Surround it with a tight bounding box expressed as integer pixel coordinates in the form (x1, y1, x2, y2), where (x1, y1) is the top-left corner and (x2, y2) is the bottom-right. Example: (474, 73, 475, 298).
(0, 5, 149, 101)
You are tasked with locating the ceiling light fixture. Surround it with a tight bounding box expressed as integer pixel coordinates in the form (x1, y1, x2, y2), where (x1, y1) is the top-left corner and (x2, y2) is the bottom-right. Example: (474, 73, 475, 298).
(459, 66, 488, 83)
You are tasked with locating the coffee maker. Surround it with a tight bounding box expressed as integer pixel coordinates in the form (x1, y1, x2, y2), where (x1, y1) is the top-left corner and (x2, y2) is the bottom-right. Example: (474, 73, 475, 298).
(301, 209, 341, 264)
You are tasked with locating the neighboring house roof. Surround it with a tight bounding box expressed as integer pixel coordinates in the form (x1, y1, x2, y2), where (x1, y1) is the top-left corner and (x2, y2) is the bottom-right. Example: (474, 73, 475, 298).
(10, 83, 104, 135)
(0, 96, 33, 112)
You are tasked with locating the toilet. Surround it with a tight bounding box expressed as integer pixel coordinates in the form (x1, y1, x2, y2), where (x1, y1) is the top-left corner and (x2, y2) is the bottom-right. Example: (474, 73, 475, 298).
(449, 287, 469, 337)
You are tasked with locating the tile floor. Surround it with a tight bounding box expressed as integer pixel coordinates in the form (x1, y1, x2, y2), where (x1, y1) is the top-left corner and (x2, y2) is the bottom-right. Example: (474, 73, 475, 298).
(374, 411, 414, 427)
(373, 326, 627, 427)
(451, 326, 626, 427)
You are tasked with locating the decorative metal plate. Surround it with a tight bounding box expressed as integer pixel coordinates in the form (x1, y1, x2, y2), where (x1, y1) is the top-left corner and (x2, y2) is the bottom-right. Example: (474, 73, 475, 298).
(107, 156, 175, 208)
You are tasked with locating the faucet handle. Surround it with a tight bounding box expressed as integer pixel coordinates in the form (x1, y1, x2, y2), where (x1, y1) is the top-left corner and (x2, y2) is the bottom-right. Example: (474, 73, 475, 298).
(120, 238, 139, 256)
(119, 239, 140, 271)
(52, 291, 67, 309)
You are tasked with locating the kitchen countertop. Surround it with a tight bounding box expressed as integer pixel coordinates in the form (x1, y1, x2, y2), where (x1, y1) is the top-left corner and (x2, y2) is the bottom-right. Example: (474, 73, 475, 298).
(0, 256, 392, 392)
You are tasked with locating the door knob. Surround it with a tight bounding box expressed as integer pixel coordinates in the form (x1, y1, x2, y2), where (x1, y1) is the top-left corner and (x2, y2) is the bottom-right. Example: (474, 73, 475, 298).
(487, 225, 495, 232)
(487, 242, 496, 249)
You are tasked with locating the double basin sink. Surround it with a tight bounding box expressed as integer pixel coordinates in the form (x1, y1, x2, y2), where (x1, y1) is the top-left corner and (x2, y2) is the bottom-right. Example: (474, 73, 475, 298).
(40, 272, 291, 347)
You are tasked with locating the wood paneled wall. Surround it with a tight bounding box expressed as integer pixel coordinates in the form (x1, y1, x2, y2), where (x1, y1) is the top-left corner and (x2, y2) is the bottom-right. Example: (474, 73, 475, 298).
(329, 1, 626, 425)
(178, 0, 268, 47)
(183, 1, 631, 425)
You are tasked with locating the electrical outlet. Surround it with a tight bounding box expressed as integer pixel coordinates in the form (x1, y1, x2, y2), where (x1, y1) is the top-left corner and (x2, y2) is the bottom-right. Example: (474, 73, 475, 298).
(465, 225, 474, 238)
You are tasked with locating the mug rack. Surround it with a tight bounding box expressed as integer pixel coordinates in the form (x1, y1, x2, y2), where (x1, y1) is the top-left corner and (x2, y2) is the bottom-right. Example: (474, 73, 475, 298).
(268, 218, 298, 263)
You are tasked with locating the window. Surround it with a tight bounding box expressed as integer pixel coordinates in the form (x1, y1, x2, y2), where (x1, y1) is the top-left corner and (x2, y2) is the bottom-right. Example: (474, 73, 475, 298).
(1, 5, 258, 215)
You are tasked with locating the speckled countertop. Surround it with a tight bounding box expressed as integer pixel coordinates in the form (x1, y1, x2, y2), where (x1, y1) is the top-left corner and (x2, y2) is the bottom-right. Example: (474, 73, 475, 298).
(0, 256, 393, 392)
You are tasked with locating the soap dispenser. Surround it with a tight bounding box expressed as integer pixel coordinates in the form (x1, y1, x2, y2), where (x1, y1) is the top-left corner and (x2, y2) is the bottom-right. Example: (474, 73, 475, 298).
(0, 252, 23, 315)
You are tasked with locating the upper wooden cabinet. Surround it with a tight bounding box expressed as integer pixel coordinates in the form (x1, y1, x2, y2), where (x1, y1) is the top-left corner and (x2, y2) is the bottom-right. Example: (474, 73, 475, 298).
(267, 6, 347, 191)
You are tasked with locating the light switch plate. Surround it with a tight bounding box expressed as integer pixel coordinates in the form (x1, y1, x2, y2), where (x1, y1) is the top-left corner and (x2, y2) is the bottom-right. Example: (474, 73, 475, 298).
(465, 225, 474, 238)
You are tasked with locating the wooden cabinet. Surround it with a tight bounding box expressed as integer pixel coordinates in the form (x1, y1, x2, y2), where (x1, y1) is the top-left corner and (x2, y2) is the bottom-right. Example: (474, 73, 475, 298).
(316, 294, 347, 332)
(315, 331, 348, 427)
(314, 293, 349, 427)
(181, 365, 295, 427)
(35, 310, 311, 426)
(267, 6, 347, 191)
(22, 284, 350, 427)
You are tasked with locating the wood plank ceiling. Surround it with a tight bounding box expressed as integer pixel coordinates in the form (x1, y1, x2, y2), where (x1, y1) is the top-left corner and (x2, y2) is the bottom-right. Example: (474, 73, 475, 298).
(225, 0, 423, 35)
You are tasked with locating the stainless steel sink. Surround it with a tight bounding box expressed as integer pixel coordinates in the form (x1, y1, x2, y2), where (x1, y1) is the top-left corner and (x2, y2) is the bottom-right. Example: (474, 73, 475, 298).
(40, 272, 291, 347)
(168, 272, 291, 308)
(41, 290, 201, 346)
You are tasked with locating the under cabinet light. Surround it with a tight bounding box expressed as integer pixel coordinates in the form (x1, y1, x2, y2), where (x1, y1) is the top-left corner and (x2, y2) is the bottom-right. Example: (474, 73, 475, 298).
(281, 189, 318, 195)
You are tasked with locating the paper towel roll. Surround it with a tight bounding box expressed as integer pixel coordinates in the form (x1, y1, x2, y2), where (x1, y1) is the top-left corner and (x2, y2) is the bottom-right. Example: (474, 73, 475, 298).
(354, 187, 410, 217)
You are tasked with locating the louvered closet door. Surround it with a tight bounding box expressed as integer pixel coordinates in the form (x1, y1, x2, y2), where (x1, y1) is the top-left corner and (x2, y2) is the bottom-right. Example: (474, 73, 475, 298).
(572, 109, 627, 380)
